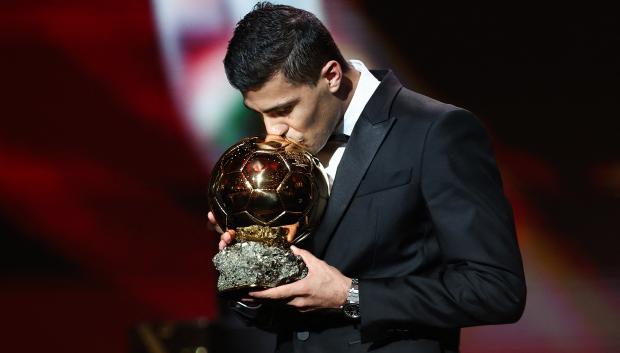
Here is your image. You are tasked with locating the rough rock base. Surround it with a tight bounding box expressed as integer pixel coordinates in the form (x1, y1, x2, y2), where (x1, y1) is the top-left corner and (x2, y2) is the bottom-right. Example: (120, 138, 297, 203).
(213, 241, 308, 294)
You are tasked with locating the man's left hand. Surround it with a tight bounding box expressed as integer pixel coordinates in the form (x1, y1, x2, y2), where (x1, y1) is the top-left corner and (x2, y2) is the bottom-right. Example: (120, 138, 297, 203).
(249, 245, 352, 312)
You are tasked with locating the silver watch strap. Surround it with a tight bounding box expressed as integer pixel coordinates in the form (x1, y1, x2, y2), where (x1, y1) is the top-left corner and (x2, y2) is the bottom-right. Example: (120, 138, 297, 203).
(348, 278, 359, 304)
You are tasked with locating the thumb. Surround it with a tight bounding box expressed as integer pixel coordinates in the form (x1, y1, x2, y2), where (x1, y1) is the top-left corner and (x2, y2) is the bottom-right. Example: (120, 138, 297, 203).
(290, 245, 314, 264)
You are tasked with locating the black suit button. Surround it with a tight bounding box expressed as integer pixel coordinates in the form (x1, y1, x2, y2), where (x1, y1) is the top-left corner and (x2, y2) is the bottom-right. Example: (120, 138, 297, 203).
(296, 331, 310, 341)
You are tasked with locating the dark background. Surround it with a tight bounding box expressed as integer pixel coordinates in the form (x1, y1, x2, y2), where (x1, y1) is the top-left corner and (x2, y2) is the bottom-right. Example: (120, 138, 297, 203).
(358, 2, 620, 270)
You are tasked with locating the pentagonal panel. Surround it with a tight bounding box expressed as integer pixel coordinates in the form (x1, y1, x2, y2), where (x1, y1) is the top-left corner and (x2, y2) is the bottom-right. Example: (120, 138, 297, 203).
(242, 153, 289, 190)
(217, 172, 252, 212)
(247, 189, 284, 223)
(278, 172, 312, 213)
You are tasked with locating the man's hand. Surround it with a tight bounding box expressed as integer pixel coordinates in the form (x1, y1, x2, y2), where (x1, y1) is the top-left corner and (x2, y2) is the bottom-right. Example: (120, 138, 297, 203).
(208, 211, 350, 310)
(249, 245, 352, 312)
(207, 211, 236, 250)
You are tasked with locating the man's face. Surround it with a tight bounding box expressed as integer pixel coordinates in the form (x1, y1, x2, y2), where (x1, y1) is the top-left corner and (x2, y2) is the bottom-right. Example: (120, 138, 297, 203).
(243, 71, 342, 155)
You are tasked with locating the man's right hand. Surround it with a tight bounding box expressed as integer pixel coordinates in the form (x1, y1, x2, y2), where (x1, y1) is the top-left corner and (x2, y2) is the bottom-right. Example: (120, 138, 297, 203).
(208, 211, 236, 250)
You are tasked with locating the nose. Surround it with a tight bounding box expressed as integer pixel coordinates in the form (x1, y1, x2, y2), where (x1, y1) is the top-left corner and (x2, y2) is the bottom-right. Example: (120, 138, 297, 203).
(264, 118, 288, 136)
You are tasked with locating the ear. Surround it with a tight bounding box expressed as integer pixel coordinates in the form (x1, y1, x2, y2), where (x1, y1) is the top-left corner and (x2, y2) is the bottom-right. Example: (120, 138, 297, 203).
(320, 60, 343, 93)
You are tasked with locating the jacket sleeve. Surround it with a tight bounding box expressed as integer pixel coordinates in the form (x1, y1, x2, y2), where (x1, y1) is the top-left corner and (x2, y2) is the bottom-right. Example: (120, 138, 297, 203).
(359, 109, 526, 339)
(229, 300, 284, 333)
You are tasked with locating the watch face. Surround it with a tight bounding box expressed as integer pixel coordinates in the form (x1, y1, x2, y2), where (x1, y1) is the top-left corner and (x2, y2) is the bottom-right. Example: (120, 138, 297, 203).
(343, 303, 360, 319)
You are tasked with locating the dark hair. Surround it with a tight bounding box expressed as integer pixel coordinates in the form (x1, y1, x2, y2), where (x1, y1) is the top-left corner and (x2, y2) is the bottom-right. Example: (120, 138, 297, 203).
(223, 2, 350, 92)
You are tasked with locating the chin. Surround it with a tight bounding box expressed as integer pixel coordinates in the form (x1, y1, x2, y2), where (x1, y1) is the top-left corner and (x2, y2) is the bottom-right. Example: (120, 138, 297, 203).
(302, 144, 318, 155)
(297, 142, 316, 155)
(308, 144, 324, 155)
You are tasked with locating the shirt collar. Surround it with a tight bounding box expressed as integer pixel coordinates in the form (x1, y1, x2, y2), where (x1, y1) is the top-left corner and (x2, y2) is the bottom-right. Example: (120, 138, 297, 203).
(338, 59, 381, 136)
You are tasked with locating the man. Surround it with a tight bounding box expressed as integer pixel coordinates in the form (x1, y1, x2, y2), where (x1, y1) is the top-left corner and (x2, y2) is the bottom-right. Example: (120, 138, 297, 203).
(208, 2, 526, 352)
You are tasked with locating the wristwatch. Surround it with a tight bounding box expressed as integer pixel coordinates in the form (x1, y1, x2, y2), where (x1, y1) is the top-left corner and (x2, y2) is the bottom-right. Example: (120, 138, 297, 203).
(342, 278, 360, 319)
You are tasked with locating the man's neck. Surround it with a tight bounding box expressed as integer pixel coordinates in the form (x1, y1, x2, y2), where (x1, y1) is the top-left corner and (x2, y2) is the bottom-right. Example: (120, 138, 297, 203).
(342, 67, 361, 114)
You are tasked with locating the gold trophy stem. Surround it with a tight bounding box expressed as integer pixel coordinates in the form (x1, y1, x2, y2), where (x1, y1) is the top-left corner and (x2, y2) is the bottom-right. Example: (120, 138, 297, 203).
(234, 225, 290, 248)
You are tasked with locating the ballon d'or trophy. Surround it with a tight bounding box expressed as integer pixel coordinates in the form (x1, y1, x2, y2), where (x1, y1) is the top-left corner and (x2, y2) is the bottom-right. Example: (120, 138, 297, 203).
(208, 135, 329, 298)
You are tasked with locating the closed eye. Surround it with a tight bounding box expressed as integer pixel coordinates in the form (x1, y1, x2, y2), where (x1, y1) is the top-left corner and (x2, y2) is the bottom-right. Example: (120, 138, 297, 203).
(268, 105, 293, 117)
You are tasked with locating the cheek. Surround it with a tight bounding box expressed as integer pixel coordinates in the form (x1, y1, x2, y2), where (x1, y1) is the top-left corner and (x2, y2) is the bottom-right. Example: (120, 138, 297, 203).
(293, 101, 320, 131)
(308, 96, 329, 130)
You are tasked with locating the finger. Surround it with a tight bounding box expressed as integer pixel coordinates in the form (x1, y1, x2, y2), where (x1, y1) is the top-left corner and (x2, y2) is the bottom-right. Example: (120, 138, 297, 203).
(218, 231, 236, 250)
(290, 245, 310, 257)
(249, 281, 302, 300)
(208, 212, 224, 233)
(221, 230, 236, 244)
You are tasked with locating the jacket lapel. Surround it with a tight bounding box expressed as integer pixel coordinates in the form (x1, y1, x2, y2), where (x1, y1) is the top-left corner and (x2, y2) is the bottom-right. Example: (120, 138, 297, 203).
(307, 70, 403, 258)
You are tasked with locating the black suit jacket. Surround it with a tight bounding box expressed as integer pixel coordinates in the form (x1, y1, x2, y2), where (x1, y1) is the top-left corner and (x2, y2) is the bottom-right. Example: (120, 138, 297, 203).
(233, 70, 526, 353)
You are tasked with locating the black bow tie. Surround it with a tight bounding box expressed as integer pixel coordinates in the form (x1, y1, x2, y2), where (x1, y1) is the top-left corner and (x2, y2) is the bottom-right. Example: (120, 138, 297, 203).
(328, 133, 350, 143)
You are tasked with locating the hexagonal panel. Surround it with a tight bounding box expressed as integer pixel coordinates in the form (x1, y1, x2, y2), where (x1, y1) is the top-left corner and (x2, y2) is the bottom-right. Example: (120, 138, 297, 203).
(242, 153, 289, 190)
(217, 172, 252, 212)
(247, 189, 284, 223)
(278, 172, 312, 213)
(227, 211, 256, 229)
(271, 211, 303, 227)
(209, 195, 228, 230)
(221, 143, 254, 173)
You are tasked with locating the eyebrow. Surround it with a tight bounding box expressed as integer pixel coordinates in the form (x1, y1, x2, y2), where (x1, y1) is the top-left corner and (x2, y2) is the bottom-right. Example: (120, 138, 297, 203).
(249, 98, 300, 114)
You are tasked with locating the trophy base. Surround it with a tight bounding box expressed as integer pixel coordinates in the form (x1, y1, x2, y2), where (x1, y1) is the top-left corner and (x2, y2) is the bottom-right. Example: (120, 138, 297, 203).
(213, 240, 307, 296)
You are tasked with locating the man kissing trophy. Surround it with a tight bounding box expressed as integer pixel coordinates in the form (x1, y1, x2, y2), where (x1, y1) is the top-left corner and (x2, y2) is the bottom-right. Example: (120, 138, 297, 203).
(208, 135, 329, 299)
